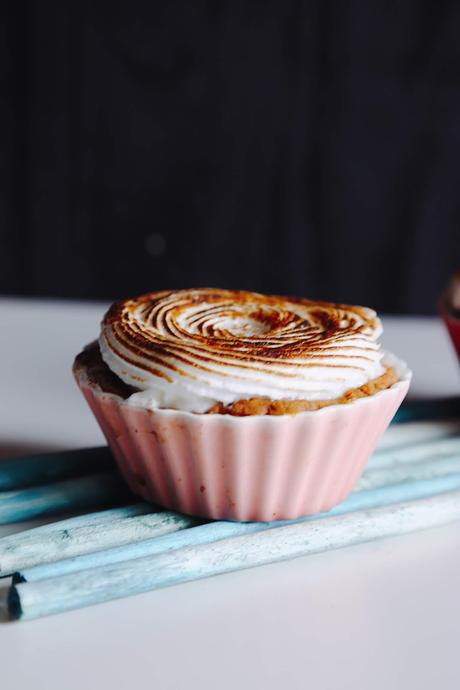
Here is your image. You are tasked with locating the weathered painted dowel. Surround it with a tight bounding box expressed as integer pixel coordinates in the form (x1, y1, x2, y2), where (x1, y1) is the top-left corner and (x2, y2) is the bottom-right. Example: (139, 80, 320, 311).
(0, 447, 114, 491)
(0, 510, 200, 575)
(6, 436, 460, 577)
(0, 503, 155, 574)
(9, 490, 460, 621)
(376, 420, 460, 452)
(357, 456, 460, 491)
(368, 434, 460, 470)
(393, 396, 460, 423)
(0, 471, 132, 526)
(15, 472, 460, 583)
(4, 502, 153, 537)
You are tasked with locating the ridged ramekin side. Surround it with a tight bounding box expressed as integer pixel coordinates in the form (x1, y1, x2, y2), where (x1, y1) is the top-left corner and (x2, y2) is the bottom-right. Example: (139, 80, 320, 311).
(75, 361, 409, 521)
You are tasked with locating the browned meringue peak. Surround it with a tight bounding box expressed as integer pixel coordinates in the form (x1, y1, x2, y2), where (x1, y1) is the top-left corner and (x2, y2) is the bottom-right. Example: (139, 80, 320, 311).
(99, 288, 386, 412)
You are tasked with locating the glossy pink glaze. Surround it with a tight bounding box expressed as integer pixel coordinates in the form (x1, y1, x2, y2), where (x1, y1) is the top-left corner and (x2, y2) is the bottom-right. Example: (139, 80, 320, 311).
(76, 369, 410, 521)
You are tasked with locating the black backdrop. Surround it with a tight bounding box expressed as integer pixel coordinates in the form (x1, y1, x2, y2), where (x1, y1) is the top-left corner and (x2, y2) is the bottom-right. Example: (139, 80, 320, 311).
(1, 1, 459, 313)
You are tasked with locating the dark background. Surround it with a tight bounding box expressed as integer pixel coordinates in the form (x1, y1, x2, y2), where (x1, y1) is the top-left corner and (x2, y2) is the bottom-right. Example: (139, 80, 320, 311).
(1, 1, 459, 313)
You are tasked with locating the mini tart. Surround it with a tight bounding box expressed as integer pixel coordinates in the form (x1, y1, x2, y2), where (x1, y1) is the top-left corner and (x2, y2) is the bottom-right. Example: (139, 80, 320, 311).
(74, 289, 411, 521)
(75, 342, 399, 416)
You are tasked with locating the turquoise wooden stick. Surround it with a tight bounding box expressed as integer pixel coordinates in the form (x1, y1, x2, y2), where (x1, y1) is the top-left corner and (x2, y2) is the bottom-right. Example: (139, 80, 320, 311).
(0, 471, 132, 525)
(0, 510, 200, 575)
(6, 431, 460, 577)
(375, 420, 460, 453)
(16, 472, 460, 584)
(9, 489, 460, 621)
(4, 502, 153, 537)
(393, 396, 460, 423)
(358, 456, 460, 491)
(0, 447, 114, 491)
(369, 434, 460, 470)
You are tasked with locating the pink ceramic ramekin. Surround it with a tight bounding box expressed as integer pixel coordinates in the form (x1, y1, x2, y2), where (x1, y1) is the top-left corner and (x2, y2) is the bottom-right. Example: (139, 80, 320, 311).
(74, 353, 411, 522)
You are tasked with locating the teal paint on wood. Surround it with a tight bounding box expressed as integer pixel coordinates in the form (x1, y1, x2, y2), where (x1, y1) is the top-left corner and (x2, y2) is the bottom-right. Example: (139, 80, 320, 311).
(393, 396, 460, 423)
(0, 510, 200, 575)
(6, 426, 460, 577)
(0, 447, 114, 490)
(0, 472, 132, 525)
(16, 472, 460, 583)
(9, 490, 460, 620)
(5, 502, 153, 536)
(4, 407, 460, 619)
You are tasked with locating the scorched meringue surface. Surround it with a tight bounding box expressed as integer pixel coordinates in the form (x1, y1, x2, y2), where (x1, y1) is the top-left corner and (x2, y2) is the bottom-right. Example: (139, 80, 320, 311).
(99, 288, 387, 413)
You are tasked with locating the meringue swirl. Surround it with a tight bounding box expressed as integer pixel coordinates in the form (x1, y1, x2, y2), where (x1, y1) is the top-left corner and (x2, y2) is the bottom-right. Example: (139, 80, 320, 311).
(99, 288, 386, 413)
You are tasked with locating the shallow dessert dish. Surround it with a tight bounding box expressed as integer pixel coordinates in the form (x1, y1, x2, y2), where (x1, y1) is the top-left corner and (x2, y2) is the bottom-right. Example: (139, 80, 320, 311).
(74, 288, 411, 521)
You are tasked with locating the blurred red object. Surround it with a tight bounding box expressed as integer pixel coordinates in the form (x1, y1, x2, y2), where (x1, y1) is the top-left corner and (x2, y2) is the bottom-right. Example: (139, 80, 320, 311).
(442, 308, 460, 361)
(441, 274, 460, 361)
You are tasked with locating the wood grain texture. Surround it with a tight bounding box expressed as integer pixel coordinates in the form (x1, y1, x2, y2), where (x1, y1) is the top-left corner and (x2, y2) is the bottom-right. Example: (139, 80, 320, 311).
(4, 415, 460, 620)
(0, 447, 114, 491)
(16, 472, 460, 584)
(10, 490, 460, 620)
(0, 471, 132, 526)
(1, 510, 200, 575)
(6, 424, 460, 578)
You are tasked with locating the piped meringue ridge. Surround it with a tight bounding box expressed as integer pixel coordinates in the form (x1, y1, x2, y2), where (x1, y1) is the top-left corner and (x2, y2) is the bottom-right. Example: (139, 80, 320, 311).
(99, 288, 387, 413)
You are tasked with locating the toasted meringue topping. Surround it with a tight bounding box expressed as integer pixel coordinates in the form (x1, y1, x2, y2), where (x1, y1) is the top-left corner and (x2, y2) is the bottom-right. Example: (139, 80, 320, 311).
(99, 288, 386, 412)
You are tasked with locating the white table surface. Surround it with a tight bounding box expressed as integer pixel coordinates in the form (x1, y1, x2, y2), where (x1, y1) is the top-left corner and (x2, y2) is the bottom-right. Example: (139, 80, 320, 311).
(1, 298, 460, 689)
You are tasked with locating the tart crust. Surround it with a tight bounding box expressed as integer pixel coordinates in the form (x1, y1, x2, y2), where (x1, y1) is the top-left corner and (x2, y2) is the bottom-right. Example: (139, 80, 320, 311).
(74, 342, 398, 416)
(206, 366, 398, 416)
